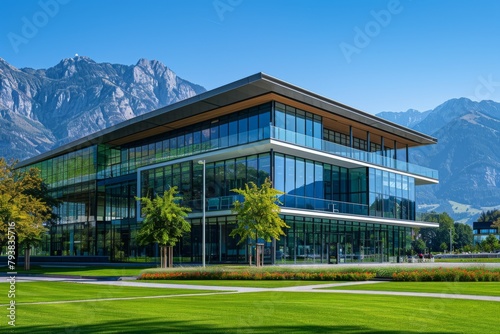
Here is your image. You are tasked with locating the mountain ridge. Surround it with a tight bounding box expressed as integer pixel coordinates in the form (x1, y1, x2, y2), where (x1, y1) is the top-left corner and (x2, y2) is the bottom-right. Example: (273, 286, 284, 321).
(0, 56, 206, 160)
(376, 97, 500, 224)
(1, 57, 498, 225)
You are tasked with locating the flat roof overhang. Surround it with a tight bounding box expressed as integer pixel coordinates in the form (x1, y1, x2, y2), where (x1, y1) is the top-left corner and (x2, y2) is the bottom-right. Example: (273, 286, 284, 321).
(186, 209, 439, 229)
(19, 73, 437, 167)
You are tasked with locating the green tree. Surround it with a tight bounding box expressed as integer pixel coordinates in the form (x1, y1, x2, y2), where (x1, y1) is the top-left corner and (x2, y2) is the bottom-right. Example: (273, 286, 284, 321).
(411, 238, 426, 254)
(440, 242, 448, 252)
(491, 216, 500, 232)
(136, 187, 191, 268)
(229, 178, 288, 266)
(419, 212, 454, 252)
(481, 234, 499, 252)
(454, 222, 473, 251)
(0, 159, 54, 270)
(478, 209, 500, 223)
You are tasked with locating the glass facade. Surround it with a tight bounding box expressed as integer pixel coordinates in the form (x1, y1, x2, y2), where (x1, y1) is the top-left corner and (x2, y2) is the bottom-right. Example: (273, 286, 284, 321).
(23, 98, 435, 263)
(97, 103, 272, 179)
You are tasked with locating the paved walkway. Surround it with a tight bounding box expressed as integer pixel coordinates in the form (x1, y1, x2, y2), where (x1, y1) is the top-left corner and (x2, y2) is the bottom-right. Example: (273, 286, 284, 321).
(10, 276, 500, 303)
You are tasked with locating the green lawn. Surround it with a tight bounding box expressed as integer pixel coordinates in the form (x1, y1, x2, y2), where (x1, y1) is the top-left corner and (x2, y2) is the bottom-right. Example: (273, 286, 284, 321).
(13, 265, 146, 277)
(0, 282, 216, 303)
(137, 279, 339, 288)
(324, 281, 500, 296)
(435, 258, 500, 263)
(11, 286, 498, 333)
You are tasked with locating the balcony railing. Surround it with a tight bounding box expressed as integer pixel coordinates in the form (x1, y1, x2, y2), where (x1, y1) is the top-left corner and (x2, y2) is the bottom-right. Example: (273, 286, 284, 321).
(271, 126, 438, 180)
(186, 194, 368, 216)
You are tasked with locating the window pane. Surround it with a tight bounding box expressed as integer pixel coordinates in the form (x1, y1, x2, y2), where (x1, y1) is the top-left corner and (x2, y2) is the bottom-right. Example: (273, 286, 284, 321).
(219, 122, 228, 147)
(274, 154, 285, 193)
(295, 158, 305, 196)
(259, 110, 270, 139)
(238, 117, 248, 144)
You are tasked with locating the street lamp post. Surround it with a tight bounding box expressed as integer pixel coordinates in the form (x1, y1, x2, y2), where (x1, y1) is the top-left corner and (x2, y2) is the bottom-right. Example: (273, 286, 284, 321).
(198, 160, 206, 267)
(449, 228, 453, 254)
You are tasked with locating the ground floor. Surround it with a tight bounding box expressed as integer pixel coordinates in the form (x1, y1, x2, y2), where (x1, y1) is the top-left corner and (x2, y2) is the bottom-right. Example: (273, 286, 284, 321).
(30, 215, 412, 264)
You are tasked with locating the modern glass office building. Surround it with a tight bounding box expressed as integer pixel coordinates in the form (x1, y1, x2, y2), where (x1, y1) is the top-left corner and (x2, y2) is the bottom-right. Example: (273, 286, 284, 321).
(472, 221, 500, 245)
(19, 73, 439, 264)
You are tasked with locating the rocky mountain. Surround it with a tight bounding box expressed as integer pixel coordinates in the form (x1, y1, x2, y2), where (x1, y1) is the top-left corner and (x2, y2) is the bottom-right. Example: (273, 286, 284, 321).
(0, 56, 205, 160)
(376, 108, 431, 129)
(1, 56, 498, 225)
(377, 98, 500, 225)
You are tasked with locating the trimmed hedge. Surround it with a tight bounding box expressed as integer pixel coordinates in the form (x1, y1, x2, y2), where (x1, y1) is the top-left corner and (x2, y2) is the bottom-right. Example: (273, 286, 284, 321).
(139, 270, 376, 281)
(392, 268, 500, 282)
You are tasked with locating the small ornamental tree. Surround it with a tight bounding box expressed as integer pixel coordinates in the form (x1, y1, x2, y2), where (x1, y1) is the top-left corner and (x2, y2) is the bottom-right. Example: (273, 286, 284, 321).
(136, 187, 191, 268)
(229, 178, 289, 266)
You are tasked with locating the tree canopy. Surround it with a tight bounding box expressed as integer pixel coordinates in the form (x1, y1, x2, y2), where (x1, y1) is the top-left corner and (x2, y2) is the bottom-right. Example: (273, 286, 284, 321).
(481, 234, 500, 252)
(0, 158, 55, 269)
(478, 209, 500, 223)
(418, 212, 455, 252)
(136, 187, 191, 268)
(453, 222, 473, 251)
(230, 178, 289, 245)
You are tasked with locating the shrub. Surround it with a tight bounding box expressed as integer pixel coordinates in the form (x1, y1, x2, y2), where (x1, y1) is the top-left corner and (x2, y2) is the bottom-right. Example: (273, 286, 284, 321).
(392, 268, 500, 282)
(138, 270, 376, 281)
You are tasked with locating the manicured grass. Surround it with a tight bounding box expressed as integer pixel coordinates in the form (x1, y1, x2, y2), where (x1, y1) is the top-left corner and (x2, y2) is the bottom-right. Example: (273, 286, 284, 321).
(12, 286, 498, 333)
(325, 281, 500, 296)
(0, 282, 215, 303)
(436, 258, 500, 263)
(135, 279, 339, 288)
(14, 265, 145, 277)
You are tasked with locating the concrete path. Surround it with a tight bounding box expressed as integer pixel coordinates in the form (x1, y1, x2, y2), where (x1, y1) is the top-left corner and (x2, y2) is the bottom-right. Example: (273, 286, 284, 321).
(10, 275, 500, 303)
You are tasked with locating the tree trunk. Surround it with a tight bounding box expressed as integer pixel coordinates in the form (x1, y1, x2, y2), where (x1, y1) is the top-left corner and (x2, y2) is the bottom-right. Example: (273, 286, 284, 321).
(248, 244, 252, 266)
(256, 245, 260, 268)
(161, 245, 168, 268)
(166, 246, 173, 268)
(255, 233, 260, 267)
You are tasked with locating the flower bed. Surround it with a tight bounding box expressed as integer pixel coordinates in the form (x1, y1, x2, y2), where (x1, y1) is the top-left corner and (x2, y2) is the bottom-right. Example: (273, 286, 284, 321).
(392, 268, 500, 282)
(139, 270, 376, 281)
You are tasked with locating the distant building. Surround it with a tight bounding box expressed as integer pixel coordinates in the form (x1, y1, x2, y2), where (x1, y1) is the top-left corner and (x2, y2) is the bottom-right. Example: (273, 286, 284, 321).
(473, 221, 500, 244)
(18, 73, 439, 264)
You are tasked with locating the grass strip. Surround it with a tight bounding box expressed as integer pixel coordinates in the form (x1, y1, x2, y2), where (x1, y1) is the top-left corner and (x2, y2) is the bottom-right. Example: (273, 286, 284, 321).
(14, 289, 498, 333)
(323, 281, 500, 296)
(0, 281, 214, 303)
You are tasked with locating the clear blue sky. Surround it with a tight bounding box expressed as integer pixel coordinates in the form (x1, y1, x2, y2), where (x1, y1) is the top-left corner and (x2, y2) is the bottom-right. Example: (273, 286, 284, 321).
(1, 0, 500, 114)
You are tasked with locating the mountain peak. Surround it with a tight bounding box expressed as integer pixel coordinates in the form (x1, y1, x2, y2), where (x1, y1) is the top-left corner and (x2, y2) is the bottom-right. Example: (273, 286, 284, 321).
(435, 97, 474, 109)
(45, 56, 103, 79)
(0, 57, 206, 161)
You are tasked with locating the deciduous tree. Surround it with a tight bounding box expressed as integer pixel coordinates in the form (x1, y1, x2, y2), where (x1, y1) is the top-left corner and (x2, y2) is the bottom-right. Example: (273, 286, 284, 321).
(0, 159, 54, 270)
(419, 212, 454, 252)
(229, 178, 288, 266)
(136, 187, 191, 268)
(481, 234, 499, 252)
(454, 222, 473, 251)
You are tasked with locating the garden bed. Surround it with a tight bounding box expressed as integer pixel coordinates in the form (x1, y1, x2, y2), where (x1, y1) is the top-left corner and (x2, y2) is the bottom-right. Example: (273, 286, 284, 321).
(139, 269, 375, 281)
(392, 268, 500, 282)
